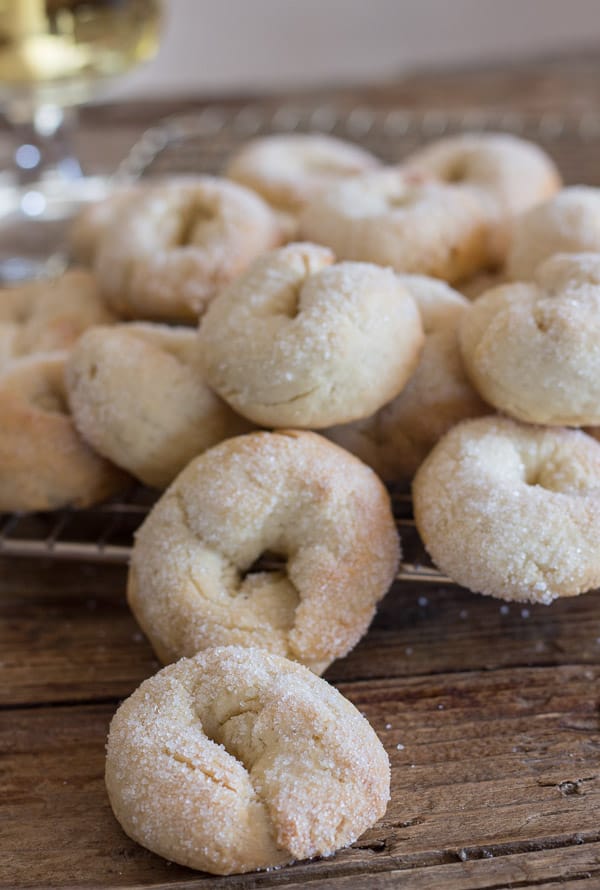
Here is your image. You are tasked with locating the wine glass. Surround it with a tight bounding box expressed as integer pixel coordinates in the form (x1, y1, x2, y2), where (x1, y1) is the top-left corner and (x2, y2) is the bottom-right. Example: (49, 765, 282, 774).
(0, 0, 162, 281)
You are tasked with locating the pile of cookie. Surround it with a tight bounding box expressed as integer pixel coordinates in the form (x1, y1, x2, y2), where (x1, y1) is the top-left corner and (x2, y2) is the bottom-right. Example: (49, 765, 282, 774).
(4, 129, 600, 875)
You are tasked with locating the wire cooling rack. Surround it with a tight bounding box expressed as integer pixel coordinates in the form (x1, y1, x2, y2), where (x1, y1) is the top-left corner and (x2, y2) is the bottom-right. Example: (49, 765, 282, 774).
(2, 102, 597, 575)
(116, 103, 600, 184)
(0, 487, 448, 581)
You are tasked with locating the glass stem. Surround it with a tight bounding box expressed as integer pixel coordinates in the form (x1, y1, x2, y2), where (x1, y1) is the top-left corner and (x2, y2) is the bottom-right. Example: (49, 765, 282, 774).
(9, 103, 82, 188)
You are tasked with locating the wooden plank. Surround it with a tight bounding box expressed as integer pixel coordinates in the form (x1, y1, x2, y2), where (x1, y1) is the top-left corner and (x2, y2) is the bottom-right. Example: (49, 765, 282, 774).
(2, 52, 600, 889)
(102, 842, 600, 890)
(331, 582, 600, 683)
(2, 667, 598, 888)
(2, 556, 599, 706)
(0, 558, 159, 706)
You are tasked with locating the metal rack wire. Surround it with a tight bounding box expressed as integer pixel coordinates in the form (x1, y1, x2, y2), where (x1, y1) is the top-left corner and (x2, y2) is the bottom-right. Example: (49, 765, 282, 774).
(2, 102, 595, 578)
(0, 488, 450, 582)
(116, 103, 600, 185)
(0, 488, 154, 563)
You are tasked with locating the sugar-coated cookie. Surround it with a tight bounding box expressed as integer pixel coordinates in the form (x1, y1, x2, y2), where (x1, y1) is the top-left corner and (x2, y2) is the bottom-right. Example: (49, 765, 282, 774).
(413, 416, 600, 603)
(198, 242, 424, 428)
(128, 430, 399, 673)
(66, 323, 252, 489)
(94, 177, 283, 322)
(105, 646, 390, 875)
(507, 186, 600, 280)
(225, 133, 380, 213)
(0, 352, 128, 511)
(404, 132, 561, 262)
(0, 269, 114, 370)
(299, 168, 491, 283)
(460, 253, 600, 425)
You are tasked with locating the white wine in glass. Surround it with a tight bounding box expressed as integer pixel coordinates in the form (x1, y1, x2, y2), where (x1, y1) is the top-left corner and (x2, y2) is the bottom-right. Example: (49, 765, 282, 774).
(0, 0, 162, 280)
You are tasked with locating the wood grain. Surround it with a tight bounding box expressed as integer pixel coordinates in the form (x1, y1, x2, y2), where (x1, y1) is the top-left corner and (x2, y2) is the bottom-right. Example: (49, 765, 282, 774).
(3, 52, 600, 888)
(2, 556, 599, 706)
(2, 667, 599, 888)
(1, 554, 599, 887)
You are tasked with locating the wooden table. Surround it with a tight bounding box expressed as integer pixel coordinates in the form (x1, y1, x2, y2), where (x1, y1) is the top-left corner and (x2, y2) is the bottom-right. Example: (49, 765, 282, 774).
(2, 53, 600, 889)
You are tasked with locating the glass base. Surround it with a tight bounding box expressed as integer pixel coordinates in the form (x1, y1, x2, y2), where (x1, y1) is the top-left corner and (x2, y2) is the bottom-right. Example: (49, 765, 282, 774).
(0, 174, 111, 284)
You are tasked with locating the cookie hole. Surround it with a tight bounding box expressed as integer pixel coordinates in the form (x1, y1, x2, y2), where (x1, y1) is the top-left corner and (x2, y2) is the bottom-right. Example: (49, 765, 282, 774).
(33, 386, 69, 415)
(269, 281, 303, 320)
(386, 191, 414, 209)
(237, 550, 300, 634)
(202, 699, 265, 772)
(443, 159, 469, 183)
(524, 464, 555, 490)
(88, 363, 98, 380)
(242, 550, 287, 578)
(174, 202, 215, 247)
(525, 469, 541, 487)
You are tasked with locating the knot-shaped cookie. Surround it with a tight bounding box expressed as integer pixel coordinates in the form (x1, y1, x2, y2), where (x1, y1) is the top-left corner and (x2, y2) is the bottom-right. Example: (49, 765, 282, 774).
(299, 168, 490, 283)
(94, 176, 283, 322)
(413, 416, 600, 603)
(404, 132, 561, 263)
(128, 430, 399, 673)
(460, 253, 600, 425)
(198, 242, 424, 428)
(0, 269, 113, 370)
(507, 186, 600, 280)
(0, 352, 128, 511)
(105, 646, 390, 874)
(225, 133, 380, 213)
(66, 322, 251, 488)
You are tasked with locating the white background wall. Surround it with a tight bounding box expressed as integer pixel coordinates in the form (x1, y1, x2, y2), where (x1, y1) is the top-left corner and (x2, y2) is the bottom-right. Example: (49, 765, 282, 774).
(112, 0, 600, 100)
